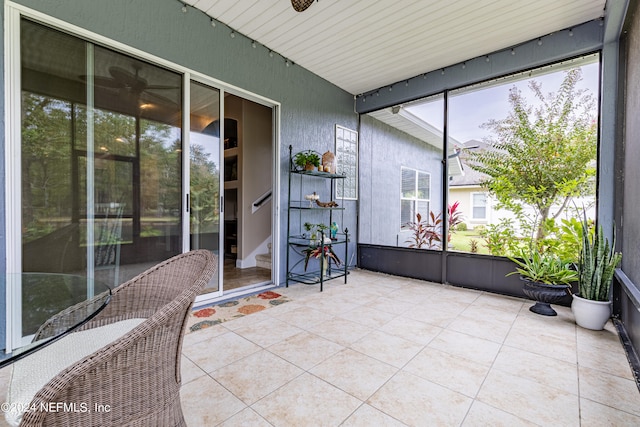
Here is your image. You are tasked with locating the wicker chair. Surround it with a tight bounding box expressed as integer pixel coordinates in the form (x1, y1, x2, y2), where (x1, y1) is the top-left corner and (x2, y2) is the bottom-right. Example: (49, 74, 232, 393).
(7, 250, 216, 427)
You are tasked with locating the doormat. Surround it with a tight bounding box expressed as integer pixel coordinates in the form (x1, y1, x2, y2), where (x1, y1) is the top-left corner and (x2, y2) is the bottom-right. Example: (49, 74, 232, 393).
(187, 291, 291, 333)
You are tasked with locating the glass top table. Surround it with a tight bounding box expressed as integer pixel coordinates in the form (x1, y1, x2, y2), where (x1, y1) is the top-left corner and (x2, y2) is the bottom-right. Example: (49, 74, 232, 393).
(0, 273, 112, 368)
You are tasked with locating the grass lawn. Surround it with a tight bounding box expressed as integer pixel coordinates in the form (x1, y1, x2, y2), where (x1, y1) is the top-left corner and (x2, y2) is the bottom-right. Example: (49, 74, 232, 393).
(448, 230, 490, 255)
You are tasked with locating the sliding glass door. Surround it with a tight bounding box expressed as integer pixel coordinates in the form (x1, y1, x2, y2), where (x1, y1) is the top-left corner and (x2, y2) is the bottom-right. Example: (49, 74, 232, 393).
(20, 20, 184, 286)
(189, 81, 222, 293)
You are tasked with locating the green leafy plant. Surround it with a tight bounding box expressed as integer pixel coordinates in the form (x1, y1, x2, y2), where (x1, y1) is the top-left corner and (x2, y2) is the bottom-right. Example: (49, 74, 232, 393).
(507, 249, 578, 286)
(577, 211, 622, 301)
(293, 150, 321, 170)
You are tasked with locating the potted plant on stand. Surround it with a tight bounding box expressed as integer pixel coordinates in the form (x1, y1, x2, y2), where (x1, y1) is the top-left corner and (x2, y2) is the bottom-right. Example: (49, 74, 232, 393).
(572, 214, 622, 330)
(507, 249, 578, 316)
(293, 150, 321, 171)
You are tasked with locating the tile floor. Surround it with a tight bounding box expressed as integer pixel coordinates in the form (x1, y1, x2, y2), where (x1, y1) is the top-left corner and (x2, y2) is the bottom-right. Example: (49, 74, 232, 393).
(179, 270, 640, 426)
(0, 269, 638, 426)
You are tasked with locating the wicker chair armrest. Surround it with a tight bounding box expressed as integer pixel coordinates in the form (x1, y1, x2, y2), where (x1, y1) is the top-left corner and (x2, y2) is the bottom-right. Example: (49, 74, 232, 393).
(32, 291, 111, 341)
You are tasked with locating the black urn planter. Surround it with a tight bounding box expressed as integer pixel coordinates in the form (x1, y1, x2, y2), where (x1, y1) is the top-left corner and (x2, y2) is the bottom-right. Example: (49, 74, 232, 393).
(520, 277, 571, 316)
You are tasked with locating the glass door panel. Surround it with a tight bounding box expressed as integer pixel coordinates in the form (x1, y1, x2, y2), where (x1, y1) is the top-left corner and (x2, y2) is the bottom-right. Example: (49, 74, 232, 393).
(189, 81, 221, 292)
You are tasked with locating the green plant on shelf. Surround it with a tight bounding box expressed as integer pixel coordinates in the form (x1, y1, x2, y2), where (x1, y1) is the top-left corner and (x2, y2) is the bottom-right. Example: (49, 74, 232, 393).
(304, 222, 329, 243)
(293, 150, 321, 171)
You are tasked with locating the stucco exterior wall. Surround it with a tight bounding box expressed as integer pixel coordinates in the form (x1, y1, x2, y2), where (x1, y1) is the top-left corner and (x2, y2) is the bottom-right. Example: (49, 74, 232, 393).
(2, 0, 358, 285)
(359, 114, 443, 248)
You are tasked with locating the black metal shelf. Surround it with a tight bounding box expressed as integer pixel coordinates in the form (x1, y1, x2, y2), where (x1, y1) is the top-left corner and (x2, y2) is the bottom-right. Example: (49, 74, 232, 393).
(286, 145, 348, 292)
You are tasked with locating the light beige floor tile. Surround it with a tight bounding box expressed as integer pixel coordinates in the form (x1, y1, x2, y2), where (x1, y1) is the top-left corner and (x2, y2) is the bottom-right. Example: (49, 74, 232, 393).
(447, 314, 513, 343)
(461, 302, 520, 323)
(180, 375, 246, 426)
(578, 365, 640, 416)
(436, 286, 482, 303)
(217, 407, 272, 427)
(350, 330, 424, 368)
(220, 310, 272, 331)
(308, 316, 373, 346)
(367, 370, 472, 426)
(575, 321, 621, 351)
(211, 350, 303, 405)
(267, 331, 344, 370)
(428, 329, 501, 365)
(233, 318, 303, 347)
(180, 355, 206, 385)
(341, 404, 408, 427)
(366, 296, 414, 315)
(183, 322, 228, 346)
(269, 306, 334, 330)
(182, 331, 261, 373)
(577, 335, 634, 380)
(462, 401, 538, 427)
(252, 373, 361, 427)
(386, 287, 435, 304)
(579, 396, 640, 427)
(404, 306, 461, 328)
(504, 315, 577, 364)
(310, 348, 398, 400)
(305, 298, 361, 316)
(403, 347, 491, 398)
(378, 316, 443, 345)
(468, 293, 525, 314)
(477, 369, 579, 426)
(492, 345, 579, 395)
(339, 305, 397, 328)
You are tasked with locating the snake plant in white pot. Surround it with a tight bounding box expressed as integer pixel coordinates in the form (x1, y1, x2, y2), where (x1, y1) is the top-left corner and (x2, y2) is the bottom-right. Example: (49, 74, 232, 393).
(572, 212, 622, 330)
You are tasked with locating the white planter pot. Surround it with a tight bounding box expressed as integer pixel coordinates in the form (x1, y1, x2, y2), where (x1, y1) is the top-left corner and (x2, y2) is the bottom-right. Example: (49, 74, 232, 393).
(571, 295, 612, 331)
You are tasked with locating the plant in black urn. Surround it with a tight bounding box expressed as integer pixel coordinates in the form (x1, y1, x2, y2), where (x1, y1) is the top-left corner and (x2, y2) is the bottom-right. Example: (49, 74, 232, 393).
(507, 249, 578, 316)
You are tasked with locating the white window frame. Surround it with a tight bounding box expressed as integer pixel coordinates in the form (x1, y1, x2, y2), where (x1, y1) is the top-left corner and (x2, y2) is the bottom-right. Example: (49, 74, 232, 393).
(471, 192, 488, 220)
(400, 167, 431, 231)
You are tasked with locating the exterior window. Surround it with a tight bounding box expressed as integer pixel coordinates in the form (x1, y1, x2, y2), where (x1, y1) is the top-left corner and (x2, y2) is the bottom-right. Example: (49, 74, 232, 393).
(472, 192, 487, 219)
(401, 167, 430, 229)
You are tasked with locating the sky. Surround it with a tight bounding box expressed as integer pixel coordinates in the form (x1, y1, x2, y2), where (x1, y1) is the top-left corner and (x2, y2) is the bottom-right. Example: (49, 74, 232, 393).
(404, 59, 600, 144)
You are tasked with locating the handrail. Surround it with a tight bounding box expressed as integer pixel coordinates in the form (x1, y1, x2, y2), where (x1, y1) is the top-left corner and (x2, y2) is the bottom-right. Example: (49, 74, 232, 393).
(253, 191, 272, 208)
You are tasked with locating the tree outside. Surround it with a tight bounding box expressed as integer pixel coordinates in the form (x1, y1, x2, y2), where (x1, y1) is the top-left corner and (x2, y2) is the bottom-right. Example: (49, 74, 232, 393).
(466, 68, 597, 259)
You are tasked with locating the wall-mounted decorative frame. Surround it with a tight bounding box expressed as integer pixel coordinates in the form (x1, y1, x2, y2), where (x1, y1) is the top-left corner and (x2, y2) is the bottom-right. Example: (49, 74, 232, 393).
(335, 125, 358, 200)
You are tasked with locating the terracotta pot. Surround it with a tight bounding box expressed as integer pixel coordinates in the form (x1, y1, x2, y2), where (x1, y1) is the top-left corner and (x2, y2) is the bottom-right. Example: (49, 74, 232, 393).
(571, 294, 611, 330)
(521, 277, 570, 316)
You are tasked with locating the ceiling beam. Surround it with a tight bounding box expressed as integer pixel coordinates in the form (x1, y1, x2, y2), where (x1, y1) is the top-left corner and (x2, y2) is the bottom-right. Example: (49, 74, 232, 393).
(356, 19, 603, 114)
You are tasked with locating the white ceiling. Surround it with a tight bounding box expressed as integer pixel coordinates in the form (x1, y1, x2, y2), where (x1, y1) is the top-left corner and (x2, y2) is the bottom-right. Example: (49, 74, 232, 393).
(185, 0, 606, 95)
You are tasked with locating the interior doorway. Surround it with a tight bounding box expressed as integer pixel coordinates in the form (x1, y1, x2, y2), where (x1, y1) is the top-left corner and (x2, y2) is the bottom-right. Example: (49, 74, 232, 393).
(219, 93, 273, 294)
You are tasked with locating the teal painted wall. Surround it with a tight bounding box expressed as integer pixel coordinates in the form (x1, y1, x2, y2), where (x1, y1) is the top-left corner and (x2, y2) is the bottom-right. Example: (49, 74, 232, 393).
(4, 0, 358, 286)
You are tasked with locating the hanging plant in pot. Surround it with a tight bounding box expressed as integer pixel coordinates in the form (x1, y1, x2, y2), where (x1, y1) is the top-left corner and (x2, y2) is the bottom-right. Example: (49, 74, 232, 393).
(507, 249, 578, 316)
(572, 213, 622, 330)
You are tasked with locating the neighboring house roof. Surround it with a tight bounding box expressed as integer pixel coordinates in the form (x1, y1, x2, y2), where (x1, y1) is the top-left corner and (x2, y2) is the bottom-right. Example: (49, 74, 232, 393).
(449, 139, 491, 187)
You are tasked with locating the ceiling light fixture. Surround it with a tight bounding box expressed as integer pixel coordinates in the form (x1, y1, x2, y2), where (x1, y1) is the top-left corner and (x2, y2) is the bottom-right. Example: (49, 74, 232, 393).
(210, 19, 216, 27)
(441, 69, 445, 75)
(485, 56, 490, 62)
(269, 50, 274, 57)
(230, 31, 236, 38)
(252, 41, 257, 48)
(569, 28, 574, 36)
(537, 38, 543, 46)
(511, 48, 516, 55)
(181, 4, 187, 13)
(461, 62, 466, 69)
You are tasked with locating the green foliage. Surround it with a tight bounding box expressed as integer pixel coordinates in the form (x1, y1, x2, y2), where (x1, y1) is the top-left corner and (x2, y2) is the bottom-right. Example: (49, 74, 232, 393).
(293, 150, 321, 169)
(577, 212, 622, 301)
(469, 239, 479, 253)
(539, 217, 583, 263)
(468, 69, 597, 243)
(479, 218, 521, 256)
(507, 249, 578, 286)
(455, 222, 468, 232)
